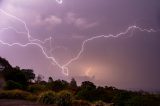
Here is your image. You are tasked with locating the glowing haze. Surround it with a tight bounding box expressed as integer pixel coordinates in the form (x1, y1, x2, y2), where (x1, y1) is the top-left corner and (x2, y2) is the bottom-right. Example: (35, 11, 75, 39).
(0, 0, 160, 91)
(55, 0, 63, 4)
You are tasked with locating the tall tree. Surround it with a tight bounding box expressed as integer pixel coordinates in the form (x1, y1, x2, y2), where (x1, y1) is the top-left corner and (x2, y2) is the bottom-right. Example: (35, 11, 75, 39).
(48, 77, 54, 83)
(21, 69, 35, 83)
(70, 78, 77, 90)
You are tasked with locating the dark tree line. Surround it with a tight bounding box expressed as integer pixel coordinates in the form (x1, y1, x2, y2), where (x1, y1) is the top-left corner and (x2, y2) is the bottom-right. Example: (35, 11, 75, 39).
(0, 56, 160, 106)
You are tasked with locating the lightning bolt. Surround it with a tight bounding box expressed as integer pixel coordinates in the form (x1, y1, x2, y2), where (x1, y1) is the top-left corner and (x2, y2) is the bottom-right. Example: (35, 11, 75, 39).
(62, 26, 157, 68)
(0, 9, 68, 75)
(0, 8, 158, 76)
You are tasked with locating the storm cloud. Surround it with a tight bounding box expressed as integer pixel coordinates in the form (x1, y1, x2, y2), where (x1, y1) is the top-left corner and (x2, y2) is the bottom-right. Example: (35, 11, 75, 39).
(0, 0, 160, 91)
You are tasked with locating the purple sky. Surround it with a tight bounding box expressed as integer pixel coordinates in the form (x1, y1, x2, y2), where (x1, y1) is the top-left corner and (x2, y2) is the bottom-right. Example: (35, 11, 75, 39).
(0, 0, 160, 91)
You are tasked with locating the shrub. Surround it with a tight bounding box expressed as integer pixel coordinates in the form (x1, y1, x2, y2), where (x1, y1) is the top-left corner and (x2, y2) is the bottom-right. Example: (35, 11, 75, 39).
(26, 94, 38, 101)
(57, 90, 73, 106)
(27, 84, 46, 94)
(112, 91, 131, 106)
(38, 91, 57, 104)
(0, 89, 32, 100)
(76, 87, 97, 102)
(94, 100, 107, 106)
(4, 80, 23, 90)
(72, 100, 91, 106)
(126, 95, 159, 106)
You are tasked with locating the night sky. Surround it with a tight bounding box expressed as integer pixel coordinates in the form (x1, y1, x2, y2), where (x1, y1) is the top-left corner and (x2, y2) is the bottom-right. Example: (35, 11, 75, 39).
(0, 0, 160, 91)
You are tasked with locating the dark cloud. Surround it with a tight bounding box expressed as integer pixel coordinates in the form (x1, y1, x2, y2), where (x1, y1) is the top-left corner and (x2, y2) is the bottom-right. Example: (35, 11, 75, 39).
(156, 9, 160, 27)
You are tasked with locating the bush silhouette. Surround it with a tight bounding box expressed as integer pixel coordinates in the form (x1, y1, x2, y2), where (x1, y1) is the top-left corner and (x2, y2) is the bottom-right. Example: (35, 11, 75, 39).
(38, 91, 57, 104)
(57, 90, 73, 106)
(1, 56, 160, 106)
(94, 100, 107, 106)
(27, 84, 46, 94)
(126, 95, 160, 106)
(4, 80, 23, 90)
(72, 100, 91, 106)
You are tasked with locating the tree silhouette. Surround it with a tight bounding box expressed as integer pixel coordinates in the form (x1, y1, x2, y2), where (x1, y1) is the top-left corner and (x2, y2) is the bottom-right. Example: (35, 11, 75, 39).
(77, 81, 97, 101)
(21, 69, 35, 83)
(50, 80, 69, 91)
(0, 57, 35, 89)
(0, 57, 12, 72)
(48, 77, 54, 83)
(70, 78, 77, 90)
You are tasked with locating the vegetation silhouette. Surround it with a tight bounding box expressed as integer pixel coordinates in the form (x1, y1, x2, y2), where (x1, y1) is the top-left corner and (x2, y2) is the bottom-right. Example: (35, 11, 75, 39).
(0, 56, 160, 106)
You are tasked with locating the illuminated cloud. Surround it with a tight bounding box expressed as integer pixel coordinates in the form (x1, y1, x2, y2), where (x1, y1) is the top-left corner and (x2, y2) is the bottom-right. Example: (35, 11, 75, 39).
(55, 0, 63, 4)
(32, 15, 62, 30)
(66, 12, 99, 29)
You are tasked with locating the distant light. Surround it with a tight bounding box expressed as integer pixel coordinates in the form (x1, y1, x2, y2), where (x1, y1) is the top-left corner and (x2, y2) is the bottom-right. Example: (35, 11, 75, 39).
(85, 67, 92, 77)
